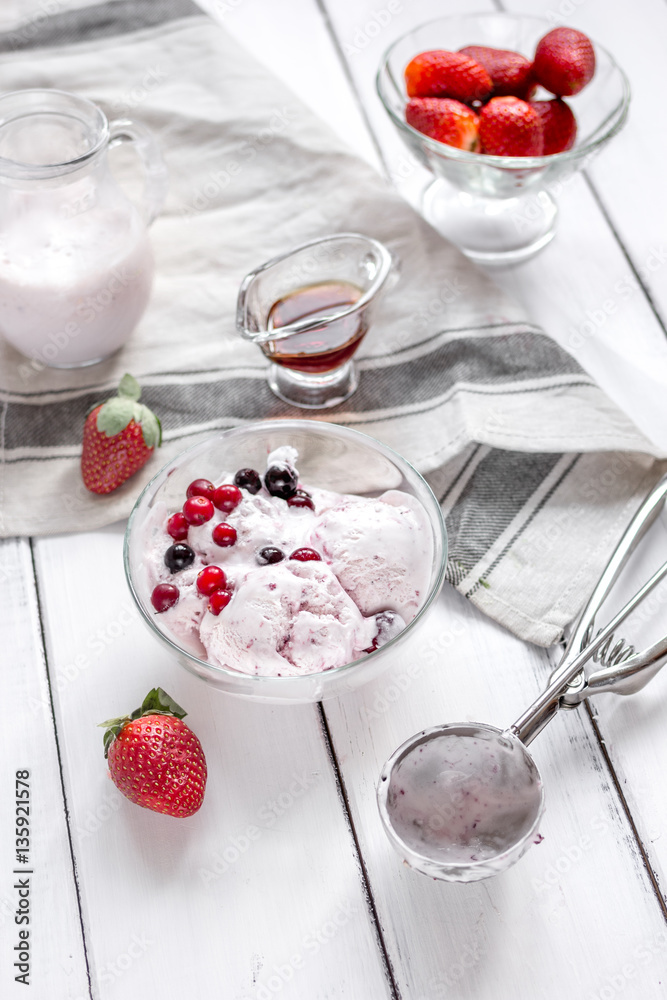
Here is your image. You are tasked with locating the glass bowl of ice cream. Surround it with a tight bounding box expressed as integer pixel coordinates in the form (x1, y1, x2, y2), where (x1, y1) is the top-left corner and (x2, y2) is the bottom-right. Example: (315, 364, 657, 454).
(124, 420, 447, 703)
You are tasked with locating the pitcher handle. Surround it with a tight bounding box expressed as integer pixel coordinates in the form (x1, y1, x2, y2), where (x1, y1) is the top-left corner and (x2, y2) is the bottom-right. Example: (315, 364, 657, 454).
(108, 118, 168, 225)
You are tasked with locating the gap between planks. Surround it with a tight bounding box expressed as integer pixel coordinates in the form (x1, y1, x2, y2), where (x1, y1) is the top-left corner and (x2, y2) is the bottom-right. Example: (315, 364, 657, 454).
(313, 0, 389, 174)
(581, 173, 667, 341)
(584, 699, 667, 920)
(543, 639, 667, 920)
(317, 702, 401, 1000)
(28, 537, 95, 1000)
(490, 0, 667, 342)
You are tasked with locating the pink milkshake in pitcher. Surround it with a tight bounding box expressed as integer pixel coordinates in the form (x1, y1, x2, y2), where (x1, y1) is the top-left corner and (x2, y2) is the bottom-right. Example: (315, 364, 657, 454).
(0, 89, 167, 367)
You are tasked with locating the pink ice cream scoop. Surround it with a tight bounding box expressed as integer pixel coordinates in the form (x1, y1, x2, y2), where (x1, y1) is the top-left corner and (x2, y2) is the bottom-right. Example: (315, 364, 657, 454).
(139, 446, 433, 677)
(199, 560, 376, 676)
(309, 489, 432, 620)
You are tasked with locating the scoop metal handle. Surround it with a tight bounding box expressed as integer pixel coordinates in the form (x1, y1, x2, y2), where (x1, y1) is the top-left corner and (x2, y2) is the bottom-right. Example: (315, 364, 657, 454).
(510, 474, 667, 746)
(562, 473, 667, 669)
(581, 638, 667, 698)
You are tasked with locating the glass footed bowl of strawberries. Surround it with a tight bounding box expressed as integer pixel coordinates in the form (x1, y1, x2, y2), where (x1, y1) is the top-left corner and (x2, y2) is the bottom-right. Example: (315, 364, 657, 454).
(124, 420, 447, 704)
(377, 12, 629, 265)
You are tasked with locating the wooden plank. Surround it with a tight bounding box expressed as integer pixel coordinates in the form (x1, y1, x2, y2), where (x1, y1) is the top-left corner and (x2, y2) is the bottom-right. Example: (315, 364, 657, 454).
(0, 538, 90, 999)
(32, 524, 393, 999)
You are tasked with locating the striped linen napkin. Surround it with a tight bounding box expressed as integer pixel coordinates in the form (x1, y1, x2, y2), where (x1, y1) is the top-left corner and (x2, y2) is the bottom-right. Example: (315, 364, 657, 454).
(0, 0, 663, 645)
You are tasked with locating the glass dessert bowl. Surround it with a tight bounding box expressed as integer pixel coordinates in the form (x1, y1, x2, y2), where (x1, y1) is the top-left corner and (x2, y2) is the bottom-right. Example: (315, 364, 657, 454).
(377, 13, 630, 265)
(124, 420, 447, 704)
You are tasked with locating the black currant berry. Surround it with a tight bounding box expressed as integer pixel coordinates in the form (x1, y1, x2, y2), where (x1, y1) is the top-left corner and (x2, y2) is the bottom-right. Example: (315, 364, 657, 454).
(264, 465, 297, 500)
(256, 546, 285, 565)
(233, 468, 262, 494)
(164, 543, 195, 573)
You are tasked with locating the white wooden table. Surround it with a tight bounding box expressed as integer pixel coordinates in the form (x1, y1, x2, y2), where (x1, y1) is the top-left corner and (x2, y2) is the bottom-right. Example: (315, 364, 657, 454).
(3, 0, 667, 997)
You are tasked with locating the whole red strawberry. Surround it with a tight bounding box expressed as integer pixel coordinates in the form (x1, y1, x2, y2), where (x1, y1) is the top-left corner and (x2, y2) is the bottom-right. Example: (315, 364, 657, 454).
(458, 45, 536, 100)
(530, 99, 577, 154)
(81, 373, 161, 494)
(533, 27, 595, 97)
(406, 97, 480, 151)
(405, 49, 492, 104)
(479, 96, 544, 156)
(100, 688, 207, 818)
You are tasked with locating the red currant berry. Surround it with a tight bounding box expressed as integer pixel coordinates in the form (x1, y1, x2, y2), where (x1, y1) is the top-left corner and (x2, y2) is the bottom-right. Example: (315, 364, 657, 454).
(151, 583, 179, 613)
(186, 478, 216, 501)
(196, 565, 227, 596)
(213, 483, 243, 514)
(167, 512, 189, 541)
(289, 548, 321, 562)
(212, 522, 237, 547)
(183, 495, 214, 525)
(208, 588, 232, 615)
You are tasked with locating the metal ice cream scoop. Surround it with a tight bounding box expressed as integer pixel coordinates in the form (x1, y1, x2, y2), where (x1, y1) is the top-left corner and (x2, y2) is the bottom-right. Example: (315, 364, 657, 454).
(378, 475, 667, 882)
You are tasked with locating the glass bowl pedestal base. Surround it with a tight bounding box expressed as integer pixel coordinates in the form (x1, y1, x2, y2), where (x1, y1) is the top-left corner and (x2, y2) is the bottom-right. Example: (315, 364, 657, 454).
(422, 179, 558, 267)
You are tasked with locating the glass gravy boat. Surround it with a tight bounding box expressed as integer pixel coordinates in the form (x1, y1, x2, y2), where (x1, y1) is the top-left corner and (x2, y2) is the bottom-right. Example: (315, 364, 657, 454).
(237, 233, 393, 409)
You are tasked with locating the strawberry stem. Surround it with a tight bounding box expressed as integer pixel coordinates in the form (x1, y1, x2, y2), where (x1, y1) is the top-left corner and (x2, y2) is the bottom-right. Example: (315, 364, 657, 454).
(99, 687, 187, 758)
(92, 373, 162, 448)
(117, 373, 141, 400)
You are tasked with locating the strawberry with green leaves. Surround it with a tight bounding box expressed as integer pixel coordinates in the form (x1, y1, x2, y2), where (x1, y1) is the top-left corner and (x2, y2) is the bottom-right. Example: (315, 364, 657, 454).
(100, 688, 207, 818)
(81, 373, 161, 494)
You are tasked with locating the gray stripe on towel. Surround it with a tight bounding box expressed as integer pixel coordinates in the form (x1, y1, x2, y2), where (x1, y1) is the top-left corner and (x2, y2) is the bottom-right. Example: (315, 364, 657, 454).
(0, 0, 200, 53)
(444, 449, 565, 586)
(2, 331, 590, 452)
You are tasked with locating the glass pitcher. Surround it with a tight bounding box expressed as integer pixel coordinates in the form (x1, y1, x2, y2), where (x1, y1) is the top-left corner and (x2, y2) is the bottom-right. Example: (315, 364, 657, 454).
(0, 89, 168, 368)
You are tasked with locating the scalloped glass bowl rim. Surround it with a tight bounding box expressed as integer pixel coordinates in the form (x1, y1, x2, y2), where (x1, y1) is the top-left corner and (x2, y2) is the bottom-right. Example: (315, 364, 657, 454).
(376, 12, 631, 171)
(123, 419, 448, 696)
